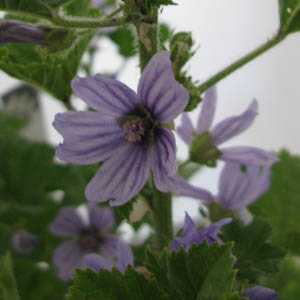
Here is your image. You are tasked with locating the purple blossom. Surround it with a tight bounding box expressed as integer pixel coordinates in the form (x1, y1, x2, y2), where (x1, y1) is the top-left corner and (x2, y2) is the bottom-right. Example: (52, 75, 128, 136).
(216, 162, 272, 214)
(0, 21, 45, 45)
(177, 87, 277, 167)
(54, 52, 213, 206)
(171, 213, 231, 251)
(244, 286, 278, 300)
(11, 230, 38, 255)
(50, 206, 133, 280)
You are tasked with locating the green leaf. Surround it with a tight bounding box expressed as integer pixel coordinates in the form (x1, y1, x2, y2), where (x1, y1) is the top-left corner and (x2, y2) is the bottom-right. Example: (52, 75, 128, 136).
(146, 243, 242, 300)
(252, 150, 300, 255)
(279, 0, 300, 33)
(67, 268, 166, 300)
(223, 219, 285, 283)
(0, 254, 20, 300)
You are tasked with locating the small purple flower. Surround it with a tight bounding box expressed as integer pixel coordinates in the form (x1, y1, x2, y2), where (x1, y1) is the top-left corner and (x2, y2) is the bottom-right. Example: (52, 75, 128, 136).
(11, 230, 38, 255)
(50, 206, 133, 280)
(0, 21, 45, 45)
(177, 87, 277, 167)
(216, 162, 272, 215)
(54, 52, 213, 206)
(171, 213, 231, 251)
(244, 286, 278, 300)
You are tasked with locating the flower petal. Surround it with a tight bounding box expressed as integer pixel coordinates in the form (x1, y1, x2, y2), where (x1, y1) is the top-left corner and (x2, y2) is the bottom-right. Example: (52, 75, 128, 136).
(88, 206, 115, 232)
(197, 87, 217, 134)
(244, 286, 278, 300)
(53, 240, 82, 281)
(85, 144, 150, 206)
(50, 207, 85, 238)
(71, 75, 138, 117)
(212, 99, 258, 145)
(83, 254, 113, 272)
(54, 112, 125, 165)
(137, 51, 189, 123)
(221, 146, 278, 166)
(177, 113, 195, 145)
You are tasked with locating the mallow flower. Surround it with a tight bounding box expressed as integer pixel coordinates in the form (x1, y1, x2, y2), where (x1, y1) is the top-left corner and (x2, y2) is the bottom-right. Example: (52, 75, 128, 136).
(0, 20, 45, 45)
(50, 205, 133, 280)
(177, 87, 277, 167)
(54, 51, 212, 206)
(215, 162, 272, 221)
(171, 212, 231, 251)
(244, 286, 278, 300)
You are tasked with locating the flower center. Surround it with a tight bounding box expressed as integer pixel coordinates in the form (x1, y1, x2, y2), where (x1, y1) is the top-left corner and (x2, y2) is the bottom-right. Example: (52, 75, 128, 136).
(79, 227, 102, 252)
(123, 118, 146, 143)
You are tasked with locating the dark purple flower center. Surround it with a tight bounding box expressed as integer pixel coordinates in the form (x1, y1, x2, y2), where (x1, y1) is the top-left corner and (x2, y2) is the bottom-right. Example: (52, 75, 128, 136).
(123, 119, 145, 143)
(79, 227, 102, 252)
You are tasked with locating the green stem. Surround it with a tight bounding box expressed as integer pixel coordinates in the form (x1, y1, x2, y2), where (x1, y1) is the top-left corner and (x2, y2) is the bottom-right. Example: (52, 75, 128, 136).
(198, 32, 286, 93)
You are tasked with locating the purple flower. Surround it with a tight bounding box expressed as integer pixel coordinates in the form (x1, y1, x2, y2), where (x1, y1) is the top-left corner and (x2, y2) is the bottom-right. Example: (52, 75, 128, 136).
(171, 213, 231, 251)
(244, 286, 278, 300)
(216, 162, 272, 214)
(54, 51, 213, 206)
(177, 87, 277, 167)
(0, 21, 45, 45)
(11, 230, 38, 255)
(91, 0, 105, 7)
(50, 206, 133, 280)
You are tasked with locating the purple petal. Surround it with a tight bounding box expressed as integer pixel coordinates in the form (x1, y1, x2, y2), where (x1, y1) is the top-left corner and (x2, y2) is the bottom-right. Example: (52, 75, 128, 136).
(244, 286, 278, 300)
(221, 146, 278, 167)
(83, 254, 113, 272)
(53, 240, 83, 281)
(85, 144, 150, 206)
(50, 207, 85, 238)
(137, 51, 189, 123)
(54, 111, 125, 165)
(177, 113, 195, 145)
(212, 100, 258, 146)
(197, 87, 217, 134)
(71, 75, 138, 117)
(88, 206, 114, 232)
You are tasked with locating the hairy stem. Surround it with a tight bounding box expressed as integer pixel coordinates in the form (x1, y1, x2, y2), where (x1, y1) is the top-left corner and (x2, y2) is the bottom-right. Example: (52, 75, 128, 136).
(198, 32, 286, 93)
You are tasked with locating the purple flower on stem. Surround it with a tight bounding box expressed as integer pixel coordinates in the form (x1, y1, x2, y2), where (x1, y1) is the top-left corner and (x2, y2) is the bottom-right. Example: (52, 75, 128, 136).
(171, 212, 231, 251)
(244, 286, 278, 300)
(177, 87, 277, 167)
(215, 163, 272, 219)
(11, 230, 38, 255)
(54, 51, 213, 206)
(50, 206, 133, 280)
(0, 21, 45, 45)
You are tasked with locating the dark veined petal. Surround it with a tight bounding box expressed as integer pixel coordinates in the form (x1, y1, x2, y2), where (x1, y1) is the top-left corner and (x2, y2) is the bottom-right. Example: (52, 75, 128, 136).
(71, 74, 138, 117)
(211, 100, 258, 146)
(221, 146, 278, 167)
(54, 111, 125, 165)
(53, 240, 83, 281)
(244, 286, 278, 300)
(177, 113, 195, 145)
(50, 207, 85, 238)
(85, 143, 151, 206)
(137, 51, 189, 123)
(83, 254, 113, 272)
(88, 206, 115, 232)
(196, 87, 217, 134)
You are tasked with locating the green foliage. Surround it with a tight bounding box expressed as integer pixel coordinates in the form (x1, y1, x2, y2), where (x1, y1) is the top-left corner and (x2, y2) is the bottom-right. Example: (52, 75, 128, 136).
(223, 219, 285, 283)
(0, 254, 20, 300)
(252, 150, 300, 255)
(279, 0, 300, 33)
(67, 268, 165, 300)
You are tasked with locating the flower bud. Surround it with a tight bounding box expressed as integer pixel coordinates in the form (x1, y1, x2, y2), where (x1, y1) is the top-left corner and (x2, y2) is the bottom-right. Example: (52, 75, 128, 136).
(11, 230, 38, 255)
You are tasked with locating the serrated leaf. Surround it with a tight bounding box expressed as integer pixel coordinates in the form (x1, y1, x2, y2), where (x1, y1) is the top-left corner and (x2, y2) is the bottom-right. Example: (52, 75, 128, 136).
(223, 219, 285, 283)
(0, 254, 20, 300)
(279, 0, 300, 33)
(67, 268, 166, 300)
(252, 150, 300, 255)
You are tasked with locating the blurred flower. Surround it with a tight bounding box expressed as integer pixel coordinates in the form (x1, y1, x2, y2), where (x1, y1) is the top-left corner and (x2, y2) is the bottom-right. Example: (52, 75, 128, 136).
(54, 51, 213, 206)
(177, 87, 277, 167)
(11, 230, 38, 255)
(171, 213, 231, 251)
(50, 206, 133, 280)
(215, 162, 272, 221)
(0, 20, 45, 45)
(244, 286, 278, 300)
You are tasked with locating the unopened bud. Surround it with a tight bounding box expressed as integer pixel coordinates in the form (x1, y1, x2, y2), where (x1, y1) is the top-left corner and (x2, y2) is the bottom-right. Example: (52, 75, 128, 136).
(11, 230, 38, 255)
